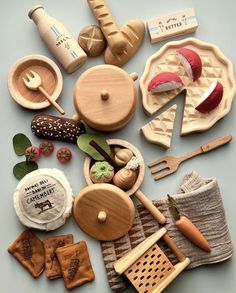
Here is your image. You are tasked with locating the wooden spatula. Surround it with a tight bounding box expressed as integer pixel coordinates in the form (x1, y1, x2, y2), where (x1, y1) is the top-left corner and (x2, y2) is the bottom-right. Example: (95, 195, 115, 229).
(149, 135, 232, 181)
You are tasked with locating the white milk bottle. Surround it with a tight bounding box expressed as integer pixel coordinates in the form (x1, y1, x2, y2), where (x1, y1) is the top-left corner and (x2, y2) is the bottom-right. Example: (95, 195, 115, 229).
(28, 5, 87, 73)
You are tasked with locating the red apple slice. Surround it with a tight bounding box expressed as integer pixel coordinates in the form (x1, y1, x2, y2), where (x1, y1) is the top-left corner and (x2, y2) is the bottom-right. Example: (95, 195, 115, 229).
(177, 47, 202, 81)
(148, 72, 183, 93)
(195, 81, 223, 113)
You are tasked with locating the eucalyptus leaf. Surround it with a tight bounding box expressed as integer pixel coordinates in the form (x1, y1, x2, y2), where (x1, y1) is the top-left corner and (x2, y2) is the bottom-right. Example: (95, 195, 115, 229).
(77, 133, 110, 160)
(13, 133, 32, 156)
(13, 161, 38, 180)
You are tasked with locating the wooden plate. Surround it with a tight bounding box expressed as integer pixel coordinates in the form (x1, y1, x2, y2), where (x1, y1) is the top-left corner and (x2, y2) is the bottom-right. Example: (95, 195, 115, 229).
(83, 139, 145, 197)
(73, 184, 135, 241)
(140, 38, 236, 135)
(8, 55, 63, 110)
(73, 65, 138, 132)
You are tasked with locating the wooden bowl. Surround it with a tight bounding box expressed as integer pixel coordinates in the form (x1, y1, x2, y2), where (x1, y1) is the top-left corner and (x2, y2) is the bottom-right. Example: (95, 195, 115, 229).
(8, 55, 63, 110)
(83, 139, 145, 197)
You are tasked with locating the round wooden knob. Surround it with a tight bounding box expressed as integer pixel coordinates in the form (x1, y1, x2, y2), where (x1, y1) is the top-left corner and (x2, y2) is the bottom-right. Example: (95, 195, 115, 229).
(101, 90, 109, 101)
(130, 72, 138, 81)
(98, 211, 107, 222)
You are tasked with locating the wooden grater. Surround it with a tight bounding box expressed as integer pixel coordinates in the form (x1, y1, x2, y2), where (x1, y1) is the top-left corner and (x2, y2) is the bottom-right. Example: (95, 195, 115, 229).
(114, 228, 190, 293)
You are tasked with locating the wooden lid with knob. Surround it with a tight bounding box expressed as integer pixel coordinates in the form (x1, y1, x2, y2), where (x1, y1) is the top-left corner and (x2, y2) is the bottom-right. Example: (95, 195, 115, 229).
(73, 65, 138, 132)
(73, 183, 135, 241)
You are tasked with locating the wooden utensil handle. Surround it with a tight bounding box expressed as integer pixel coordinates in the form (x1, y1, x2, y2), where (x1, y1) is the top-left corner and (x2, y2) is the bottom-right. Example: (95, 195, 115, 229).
(163, 234, 186, 262)
(87, 0, 127, 55)
(201, 134, 232, 153)
(180, 134, 232, 163)
(134, 190, 166, 224)
(39, 86, 65, 115)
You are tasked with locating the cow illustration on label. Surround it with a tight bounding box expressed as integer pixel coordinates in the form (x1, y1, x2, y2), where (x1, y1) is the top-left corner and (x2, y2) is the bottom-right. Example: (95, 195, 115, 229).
(35, 200, 54, 214)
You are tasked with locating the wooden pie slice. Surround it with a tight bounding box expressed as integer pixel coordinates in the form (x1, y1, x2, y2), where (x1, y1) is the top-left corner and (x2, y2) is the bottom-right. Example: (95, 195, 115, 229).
(140, 38, 236, 135)
(141, 104, 177, 148)
(73, 184, 135, 241)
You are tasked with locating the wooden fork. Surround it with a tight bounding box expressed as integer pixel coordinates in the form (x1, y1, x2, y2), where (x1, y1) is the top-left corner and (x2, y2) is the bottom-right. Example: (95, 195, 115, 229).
(148, 135, 232, 181)
(23, 70, 65, 115)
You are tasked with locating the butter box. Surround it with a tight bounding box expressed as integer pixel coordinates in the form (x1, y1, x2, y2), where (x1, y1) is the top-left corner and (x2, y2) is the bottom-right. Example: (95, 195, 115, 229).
(147, 8, 198, 44)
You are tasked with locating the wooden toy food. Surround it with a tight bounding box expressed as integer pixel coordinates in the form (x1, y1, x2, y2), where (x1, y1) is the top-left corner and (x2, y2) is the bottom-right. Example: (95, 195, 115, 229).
(39, 141, 54, 156)
(83, 139, 166, 224)
(87, 0, 127, 55)
(90, 161, 114, 183)
(195, 81, 223, 113)
(56, 147, 72, 164)
(148, 72, 183, 93)
(23, 70, 65, 115)
(73, 183, 136, 241)
(73, 65, 138, 131)
(104, 19, 145, 67)
(114, 228, 190, 293)
(177, 47, 202, 81)
(31, 114, 86, 143)
(168, 195, 211, 252)
(77, 133, 111, 161)
(25, 146, 40, 162)
(113, 168, 137, 190)
(149, 134, 232, 181)
(141, 104, 177, 148)
(78, 25, 107, 57)
(140, 38, 236, 135)
(114, 148, 133, 166)
(56, 241, 95, 289)
(28, 5, 87, 73)
(8, 55, 63, 110)
(147, 8, 198, 44)
(43, 234, 74, 280)
(13, 168, 74, 231)
(8, 229, 45, 278)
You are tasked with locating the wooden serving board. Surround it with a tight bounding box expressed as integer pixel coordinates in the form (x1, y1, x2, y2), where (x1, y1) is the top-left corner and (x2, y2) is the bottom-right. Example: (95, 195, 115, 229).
(140, 38, 236, 135)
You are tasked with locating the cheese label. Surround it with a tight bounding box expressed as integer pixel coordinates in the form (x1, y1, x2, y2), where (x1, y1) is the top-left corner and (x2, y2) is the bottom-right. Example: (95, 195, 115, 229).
(18, 175, 66, 224)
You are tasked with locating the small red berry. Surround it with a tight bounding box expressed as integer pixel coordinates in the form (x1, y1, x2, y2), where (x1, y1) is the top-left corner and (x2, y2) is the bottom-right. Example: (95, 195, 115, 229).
(56, 147, 72, 164)
(39, 141, 54, 156)
(25, 146, 40, 162)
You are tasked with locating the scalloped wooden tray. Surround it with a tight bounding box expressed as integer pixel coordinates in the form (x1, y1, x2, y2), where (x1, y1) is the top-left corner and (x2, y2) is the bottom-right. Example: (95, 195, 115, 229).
(140, 38, 236, 135)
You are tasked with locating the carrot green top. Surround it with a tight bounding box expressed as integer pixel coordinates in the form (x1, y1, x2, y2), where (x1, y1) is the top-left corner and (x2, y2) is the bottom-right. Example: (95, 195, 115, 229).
(167, 195, 181, 221)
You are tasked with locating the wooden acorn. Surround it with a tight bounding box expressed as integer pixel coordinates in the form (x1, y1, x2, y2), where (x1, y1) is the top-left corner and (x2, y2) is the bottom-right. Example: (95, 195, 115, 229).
(114, 148, 133, 167)
(113, 156, 140, 190)
(113, 168, 137, 190)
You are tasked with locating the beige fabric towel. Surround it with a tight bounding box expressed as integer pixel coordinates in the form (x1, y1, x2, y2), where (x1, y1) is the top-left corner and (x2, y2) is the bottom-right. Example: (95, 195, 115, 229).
(101, 171, 233, 292)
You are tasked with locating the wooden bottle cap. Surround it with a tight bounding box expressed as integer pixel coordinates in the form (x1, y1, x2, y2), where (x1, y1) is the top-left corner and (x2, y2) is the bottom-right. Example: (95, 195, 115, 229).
(73, 183, 135, 241)
(73, 65, 138, 132)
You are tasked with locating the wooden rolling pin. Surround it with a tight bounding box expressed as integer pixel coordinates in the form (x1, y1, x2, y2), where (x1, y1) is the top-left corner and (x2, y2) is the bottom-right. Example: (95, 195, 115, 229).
(87, 0, 127, 55)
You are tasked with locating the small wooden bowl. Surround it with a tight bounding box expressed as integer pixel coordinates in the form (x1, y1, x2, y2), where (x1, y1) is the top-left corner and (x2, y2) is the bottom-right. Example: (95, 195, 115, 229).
(83, 139, 145, 197)
(8, 55, 63, 110)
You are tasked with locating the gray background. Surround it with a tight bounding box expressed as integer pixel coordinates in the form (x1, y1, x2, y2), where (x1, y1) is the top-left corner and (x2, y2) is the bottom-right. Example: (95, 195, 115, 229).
(0, 0, 235, 292)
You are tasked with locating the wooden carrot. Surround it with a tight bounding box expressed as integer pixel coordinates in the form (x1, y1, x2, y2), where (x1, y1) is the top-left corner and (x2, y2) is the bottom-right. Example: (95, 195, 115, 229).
(167, 195, 211, 252)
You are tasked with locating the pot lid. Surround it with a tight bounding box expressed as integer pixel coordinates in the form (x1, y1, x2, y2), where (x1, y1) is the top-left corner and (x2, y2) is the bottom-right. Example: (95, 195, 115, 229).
(73, 65, 138, 132)
(73, 183, 135, 241)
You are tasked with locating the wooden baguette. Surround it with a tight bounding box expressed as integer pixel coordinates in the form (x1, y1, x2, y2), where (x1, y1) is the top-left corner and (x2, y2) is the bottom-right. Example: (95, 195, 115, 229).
(104, 19, 145, 67)
(87, 0, 127, 55)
